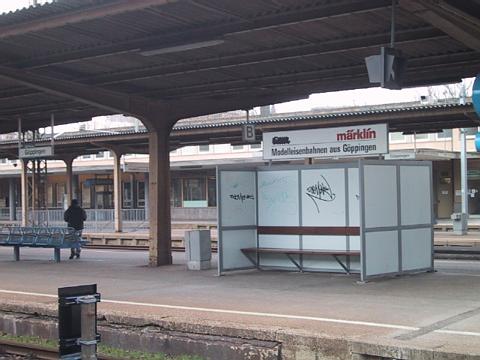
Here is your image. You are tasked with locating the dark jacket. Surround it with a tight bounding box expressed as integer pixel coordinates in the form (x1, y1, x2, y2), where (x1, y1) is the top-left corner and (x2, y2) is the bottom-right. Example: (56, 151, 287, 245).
(64, 205, 87, 230)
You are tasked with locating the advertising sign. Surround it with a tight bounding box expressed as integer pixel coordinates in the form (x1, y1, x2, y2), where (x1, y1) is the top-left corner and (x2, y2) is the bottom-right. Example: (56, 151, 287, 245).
(263, 124, 388, 160)
(19, 145, 54, 159)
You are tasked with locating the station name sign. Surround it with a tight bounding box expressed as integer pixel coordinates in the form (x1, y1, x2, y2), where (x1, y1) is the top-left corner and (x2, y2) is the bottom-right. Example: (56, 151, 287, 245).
(19, 145, 54, 159)
(263, 123, 388, 160)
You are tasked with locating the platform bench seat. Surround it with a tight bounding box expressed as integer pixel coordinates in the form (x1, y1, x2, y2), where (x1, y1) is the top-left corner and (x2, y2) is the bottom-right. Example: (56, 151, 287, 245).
(241, 247, 360, 274)
(0, 226, 87, 262)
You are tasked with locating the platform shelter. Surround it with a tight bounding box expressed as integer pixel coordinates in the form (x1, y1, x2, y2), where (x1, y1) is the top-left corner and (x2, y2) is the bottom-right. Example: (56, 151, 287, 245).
(218, 160, 434, 281)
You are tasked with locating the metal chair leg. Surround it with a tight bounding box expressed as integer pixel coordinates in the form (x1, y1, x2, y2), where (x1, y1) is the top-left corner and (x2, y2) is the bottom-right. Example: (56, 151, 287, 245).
(13, 246, 19, 261)
(54, 248, 61, 263)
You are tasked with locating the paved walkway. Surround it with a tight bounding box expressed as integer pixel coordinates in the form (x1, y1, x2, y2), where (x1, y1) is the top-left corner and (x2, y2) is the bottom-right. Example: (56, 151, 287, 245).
(0, 248, 479, 356)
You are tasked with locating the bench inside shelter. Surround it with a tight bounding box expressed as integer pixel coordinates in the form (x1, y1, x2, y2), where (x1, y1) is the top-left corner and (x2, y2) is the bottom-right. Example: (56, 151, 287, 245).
(0, 226, 86, 262)
(241, 226, 361, 274)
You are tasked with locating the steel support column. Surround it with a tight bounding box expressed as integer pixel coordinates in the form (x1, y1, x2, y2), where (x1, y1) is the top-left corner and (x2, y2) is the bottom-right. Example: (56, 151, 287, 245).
(20, 160, 28, 226)
(460, 128, 469, 234)
(65, 158, 74, 208)
(113, 151, 123, 233)
(144, 172, 149, 221)
(148, 126, 172, 266)
(9, 178, 16, 221)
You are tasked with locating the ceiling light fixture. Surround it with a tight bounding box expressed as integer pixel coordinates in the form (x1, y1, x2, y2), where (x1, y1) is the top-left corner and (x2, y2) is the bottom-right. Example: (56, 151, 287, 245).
(140, 39, 225, 56)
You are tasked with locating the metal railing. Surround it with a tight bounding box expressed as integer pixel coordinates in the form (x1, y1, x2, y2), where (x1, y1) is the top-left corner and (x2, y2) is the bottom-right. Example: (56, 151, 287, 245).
(0, 208, 9, 220)
(0, 207, 217, 232)
(121, 208, 146, 222)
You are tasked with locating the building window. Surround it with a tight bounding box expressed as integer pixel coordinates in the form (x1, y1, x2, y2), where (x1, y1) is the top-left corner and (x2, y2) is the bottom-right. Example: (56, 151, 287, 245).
(389, 132, 406, 142)
(437, 129, 453, 139)
(47, 184, 55, 208)
(183, 178, 206, 207)
(208, 177, 216, 207)
(123, 182, 133, 208)
(465, 127, 478, 136)
(82, 154, 91, 159)
(250, 143, 262, 149)
(199, 145, 210, 152)
(94, 185, 113, 209)
(137, 181, 146, 208)
(0, 158, 7, 164)
(232, 145, 244, 151)
(171, 178, 182, 208)
(81, 183, 91, 209)
(96, 151, 105, 159)
(56, 183, 66, 208)
(415, 133, 430, 141)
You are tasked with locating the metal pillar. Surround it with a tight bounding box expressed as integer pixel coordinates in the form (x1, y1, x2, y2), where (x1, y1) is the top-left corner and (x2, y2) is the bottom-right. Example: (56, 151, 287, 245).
(113, 151, 123, 232)
(9, 178, 16, 221)
(65, 158, 74, 208)
(144, 172, 149, 221)
(73, 174, 80, 201)
(459, 128, 469, 233)
(148, 128, 172, 266)
(31, 160, 37, 218)
(20, 160, 28, 226)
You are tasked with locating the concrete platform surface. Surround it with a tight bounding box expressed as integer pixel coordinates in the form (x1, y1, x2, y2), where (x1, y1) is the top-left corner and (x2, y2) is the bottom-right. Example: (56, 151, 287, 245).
(0, 248, 480, 358)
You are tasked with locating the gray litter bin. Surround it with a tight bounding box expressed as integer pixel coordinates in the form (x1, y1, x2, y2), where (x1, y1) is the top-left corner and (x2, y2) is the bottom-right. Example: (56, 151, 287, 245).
(185, 230, 211, 270)
(451, 213, 468, 235)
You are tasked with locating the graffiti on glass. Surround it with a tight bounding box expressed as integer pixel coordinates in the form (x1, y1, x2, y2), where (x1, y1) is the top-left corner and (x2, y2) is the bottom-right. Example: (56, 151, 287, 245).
(229, 193, 255, 202)
(306, 176, 336, 213)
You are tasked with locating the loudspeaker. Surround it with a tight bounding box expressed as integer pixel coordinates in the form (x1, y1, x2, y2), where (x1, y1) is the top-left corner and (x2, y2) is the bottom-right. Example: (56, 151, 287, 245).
(365, 47, 407, 90)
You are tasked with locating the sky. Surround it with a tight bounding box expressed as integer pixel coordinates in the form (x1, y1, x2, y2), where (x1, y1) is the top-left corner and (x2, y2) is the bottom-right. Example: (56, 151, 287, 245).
(0, 0, 473, 115)
(0, 0, 51, 14)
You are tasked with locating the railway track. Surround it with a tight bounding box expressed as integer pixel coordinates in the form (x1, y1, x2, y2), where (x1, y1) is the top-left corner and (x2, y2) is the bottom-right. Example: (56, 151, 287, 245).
(85, 244, 218, 253)
(86, 244, 479, 256)
(0, 339, 58, 359)
(0, 339, 119, 360)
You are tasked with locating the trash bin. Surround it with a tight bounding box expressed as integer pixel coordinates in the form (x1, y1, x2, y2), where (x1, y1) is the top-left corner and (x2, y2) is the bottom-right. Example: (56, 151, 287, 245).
(451, 213, 468, 235)
(185, 230, 211, 270)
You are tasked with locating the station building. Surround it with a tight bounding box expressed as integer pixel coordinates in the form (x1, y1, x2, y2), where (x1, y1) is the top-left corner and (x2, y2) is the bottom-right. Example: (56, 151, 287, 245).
(0, 101, 478, 224)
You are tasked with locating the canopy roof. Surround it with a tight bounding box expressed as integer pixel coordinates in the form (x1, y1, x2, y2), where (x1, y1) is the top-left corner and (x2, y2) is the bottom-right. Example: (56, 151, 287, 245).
(0, 101, 474, 159)
(0, 0, 478, 132)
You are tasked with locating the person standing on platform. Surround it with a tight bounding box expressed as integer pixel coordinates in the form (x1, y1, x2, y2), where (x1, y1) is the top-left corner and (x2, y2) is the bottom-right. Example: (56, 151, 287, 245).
(64, 199, 87, 259)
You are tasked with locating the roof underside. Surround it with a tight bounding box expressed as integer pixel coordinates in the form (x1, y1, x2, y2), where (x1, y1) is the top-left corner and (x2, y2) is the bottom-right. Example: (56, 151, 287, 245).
(0, 0, 478, 132)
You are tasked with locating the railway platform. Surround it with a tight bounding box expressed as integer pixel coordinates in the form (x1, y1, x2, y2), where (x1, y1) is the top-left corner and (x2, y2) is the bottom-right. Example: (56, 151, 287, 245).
(0, 247, 480, 359)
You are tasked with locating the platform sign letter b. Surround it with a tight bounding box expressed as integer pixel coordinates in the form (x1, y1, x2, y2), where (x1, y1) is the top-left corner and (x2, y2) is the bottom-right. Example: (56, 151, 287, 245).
(242, 124, 256, 142)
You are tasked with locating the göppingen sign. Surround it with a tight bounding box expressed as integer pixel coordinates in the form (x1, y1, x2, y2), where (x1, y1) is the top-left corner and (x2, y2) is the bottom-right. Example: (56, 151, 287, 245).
(263, 123, 388, 160)
(19, 145, 54, 159)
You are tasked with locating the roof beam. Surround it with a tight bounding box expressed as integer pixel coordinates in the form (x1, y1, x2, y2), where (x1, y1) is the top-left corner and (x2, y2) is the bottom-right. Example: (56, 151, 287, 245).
(144, 52, 479, 99)
(0, 0, 179, 40)
(400, 0, 480, 51)
(0, 65, 165, 120)
(12, 0, 390, 69)
(87, 27, 445, 86)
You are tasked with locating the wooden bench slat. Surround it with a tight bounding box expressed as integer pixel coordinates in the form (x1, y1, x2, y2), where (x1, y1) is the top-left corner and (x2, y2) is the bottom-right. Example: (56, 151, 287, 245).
(257, 226, 360, 236)
(241, 247, 360, 256)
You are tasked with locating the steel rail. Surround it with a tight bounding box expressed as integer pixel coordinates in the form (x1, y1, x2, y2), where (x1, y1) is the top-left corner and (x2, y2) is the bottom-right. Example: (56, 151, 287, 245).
(0, 338, 119, 360)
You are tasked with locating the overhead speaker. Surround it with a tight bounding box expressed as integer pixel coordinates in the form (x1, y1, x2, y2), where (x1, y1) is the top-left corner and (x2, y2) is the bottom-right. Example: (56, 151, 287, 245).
(365, 47, 407, 90)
